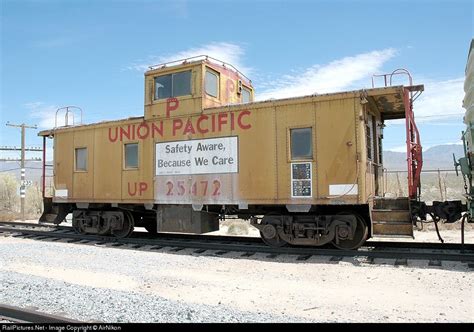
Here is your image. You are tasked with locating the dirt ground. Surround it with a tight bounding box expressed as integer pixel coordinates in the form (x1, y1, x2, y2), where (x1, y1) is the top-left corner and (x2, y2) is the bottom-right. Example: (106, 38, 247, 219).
(1, 219, 473, 322)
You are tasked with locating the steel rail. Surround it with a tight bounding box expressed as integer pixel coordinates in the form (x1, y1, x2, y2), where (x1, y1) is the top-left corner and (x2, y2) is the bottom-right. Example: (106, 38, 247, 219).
(2, 226, 474, 263)
(1, 221, 473, 251)
(0, 304, 82, 323)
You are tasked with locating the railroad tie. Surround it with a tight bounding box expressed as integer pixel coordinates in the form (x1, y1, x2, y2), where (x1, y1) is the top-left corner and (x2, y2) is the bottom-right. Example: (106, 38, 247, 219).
(428, 260, 442, 267)
(296, 255, 312, 261)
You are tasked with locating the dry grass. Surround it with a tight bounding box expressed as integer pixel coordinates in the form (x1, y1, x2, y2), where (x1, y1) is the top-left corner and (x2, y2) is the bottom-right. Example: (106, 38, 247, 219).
(220, 219, 252, 235)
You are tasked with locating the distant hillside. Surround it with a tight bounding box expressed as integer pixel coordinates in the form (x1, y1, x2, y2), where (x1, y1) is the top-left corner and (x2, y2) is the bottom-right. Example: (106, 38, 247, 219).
(384, 144, 464, 170)
(0, 161, 52, 184)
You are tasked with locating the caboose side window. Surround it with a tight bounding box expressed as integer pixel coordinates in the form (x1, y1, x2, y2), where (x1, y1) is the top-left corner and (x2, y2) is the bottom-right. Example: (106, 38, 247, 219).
(366, 116, 373, 160)
(154, 70, 191, 100)
(290, 128, 312, 160)
(125, 143, 138, 169)
(241, 87, 251, 103)
(205, 69, 219, 98)
(75, 147, 87, 171)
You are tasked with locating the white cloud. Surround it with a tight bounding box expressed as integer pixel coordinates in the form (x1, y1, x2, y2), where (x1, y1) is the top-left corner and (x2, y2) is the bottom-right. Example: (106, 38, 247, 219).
(384, 77, 464, 126)
(387, 141, 463, 153)
(412, 78, 465, 122)
(126, 42, 251, 75)
(25, 102, 75, 129)
(387, 145, 408, 153)
(256, 48, 397, 100)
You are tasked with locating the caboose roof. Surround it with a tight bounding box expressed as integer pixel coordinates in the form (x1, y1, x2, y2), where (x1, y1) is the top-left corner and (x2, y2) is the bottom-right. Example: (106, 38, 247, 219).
(38, 84, 423, 137)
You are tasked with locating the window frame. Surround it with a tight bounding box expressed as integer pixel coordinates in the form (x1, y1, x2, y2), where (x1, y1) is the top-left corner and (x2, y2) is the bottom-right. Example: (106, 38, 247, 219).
(204, 68, 220, 98)
(366, 115, 374, 161)
(74, 147, 88, 172)
(154, 70, 192, 101)
(124, 142, 139, 170)
(241, 86, 251, 103)
(289, 127, 313, 161)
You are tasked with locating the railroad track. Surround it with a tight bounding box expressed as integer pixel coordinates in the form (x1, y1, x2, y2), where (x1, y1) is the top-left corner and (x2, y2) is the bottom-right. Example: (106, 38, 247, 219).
(0, 304, 81, 323)
(1, 221, 474, 264)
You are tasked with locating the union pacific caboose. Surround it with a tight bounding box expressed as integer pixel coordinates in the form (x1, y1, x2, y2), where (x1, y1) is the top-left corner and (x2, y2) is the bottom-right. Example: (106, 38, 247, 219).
(39, 55, 432, 249)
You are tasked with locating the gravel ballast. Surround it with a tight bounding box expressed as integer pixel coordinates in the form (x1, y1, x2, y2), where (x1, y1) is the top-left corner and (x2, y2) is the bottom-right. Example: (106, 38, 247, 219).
(0, 233, 473, 323)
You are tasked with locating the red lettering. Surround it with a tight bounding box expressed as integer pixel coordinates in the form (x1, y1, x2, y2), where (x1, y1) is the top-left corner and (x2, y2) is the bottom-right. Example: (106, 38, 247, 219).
(230, 112, 235, 131)
(173, 119, 183, 136)
(139, 182, 148, 195)
(108, 127, 118, 142)
(183, 119, 196, 135)
(128, 182, 137, 196)
(137, 123, 149, 139)
(128, 182, 147, 196)
(151, 121, 163, 138)
(166, 98, 179, 117)
(197, 115, 209, 134)
(120, 125, 131, 141)
(211, 114, 216, 132)
(237, 110, 251, 130)
(131, 124, 136, 140)
(218, 113, 227, 131)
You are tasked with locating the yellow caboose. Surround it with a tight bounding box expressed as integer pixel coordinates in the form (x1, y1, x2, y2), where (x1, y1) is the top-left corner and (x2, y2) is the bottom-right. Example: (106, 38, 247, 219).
(39, 56, 424, 249)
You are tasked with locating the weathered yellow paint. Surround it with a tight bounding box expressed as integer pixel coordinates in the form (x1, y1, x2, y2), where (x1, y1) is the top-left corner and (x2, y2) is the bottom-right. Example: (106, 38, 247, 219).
(40, 59, 408, 207)
(93, 127, 122, 200)
(54, 131, 73, 196)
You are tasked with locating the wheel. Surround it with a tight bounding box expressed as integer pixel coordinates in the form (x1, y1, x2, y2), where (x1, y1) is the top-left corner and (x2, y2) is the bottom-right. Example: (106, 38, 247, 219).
(112, 211, 134, 238)
(72, 218, 86, 234)
(260, 231, 287, 247)
(331, 212, 368, 250)
(259, 215, 287, 247)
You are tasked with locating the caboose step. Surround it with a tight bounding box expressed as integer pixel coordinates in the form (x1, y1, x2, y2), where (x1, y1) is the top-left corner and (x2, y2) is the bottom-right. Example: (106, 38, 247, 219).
(39, 213, 57, 223)
(372, 209, 411, 222)
(371, 205, 413, 237)
(372, 220, 414, 237)
(373, 197, 410, 210)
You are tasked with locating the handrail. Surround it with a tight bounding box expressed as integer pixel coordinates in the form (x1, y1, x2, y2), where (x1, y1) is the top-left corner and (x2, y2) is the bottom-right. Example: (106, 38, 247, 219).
(148, 55, 252, 83)
(403, 87, 423, 199)
(54, 106, 83, 128)
(372, 68, 413, 88)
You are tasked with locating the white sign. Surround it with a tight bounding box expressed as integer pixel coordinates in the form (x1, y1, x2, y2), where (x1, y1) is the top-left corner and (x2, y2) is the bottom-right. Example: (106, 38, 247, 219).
(156, 137, 238, 175)
(329, 184, 358, 196)
(21, 180, 33, 187)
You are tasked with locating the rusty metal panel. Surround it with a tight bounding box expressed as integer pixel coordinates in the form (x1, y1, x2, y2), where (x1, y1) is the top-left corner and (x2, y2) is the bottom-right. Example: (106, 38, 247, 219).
(372, 221, 413, 236)
(374, 197, 410, 210)
(372, 210, 411, 222)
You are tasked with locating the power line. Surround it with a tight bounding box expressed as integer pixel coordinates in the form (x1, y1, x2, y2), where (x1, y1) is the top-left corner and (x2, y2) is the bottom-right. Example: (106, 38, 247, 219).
(3, 122, 39, 221)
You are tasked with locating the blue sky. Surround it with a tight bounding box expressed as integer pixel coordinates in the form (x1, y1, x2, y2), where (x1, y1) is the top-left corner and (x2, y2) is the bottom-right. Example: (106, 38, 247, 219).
(0, 0, 472, 160)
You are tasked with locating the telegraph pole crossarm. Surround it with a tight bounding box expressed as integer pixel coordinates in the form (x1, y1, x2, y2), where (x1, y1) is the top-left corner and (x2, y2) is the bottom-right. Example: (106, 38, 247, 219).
(3, 122, 39, 221)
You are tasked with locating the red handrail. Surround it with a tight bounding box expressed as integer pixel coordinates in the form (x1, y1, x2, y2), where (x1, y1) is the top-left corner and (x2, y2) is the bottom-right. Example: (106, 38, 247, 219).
(403, 88, 423, 199)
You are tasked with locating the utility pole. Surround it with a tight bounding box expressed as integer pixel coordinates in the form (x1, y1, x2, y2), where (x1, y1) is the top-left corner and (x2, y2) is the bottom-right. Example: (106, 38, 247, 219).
(2, 122, 39, 221)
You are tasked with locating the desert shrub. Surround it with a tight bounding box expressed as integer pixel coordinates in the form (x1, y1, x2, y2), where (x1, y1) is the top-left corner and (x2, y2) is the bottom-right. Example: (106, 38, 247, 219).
(0, 173, 19, 212)
(226, 221, 249, 235)
(26, 183, 43, 216)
